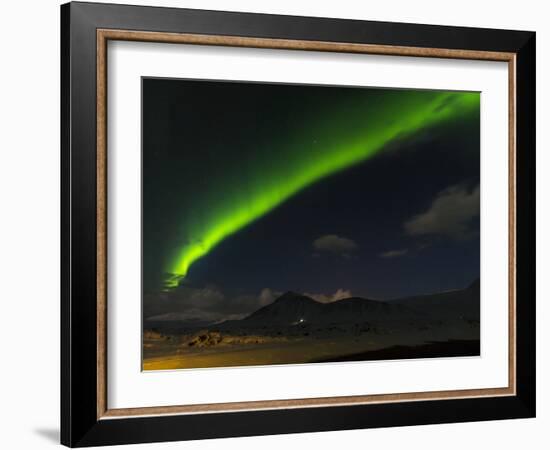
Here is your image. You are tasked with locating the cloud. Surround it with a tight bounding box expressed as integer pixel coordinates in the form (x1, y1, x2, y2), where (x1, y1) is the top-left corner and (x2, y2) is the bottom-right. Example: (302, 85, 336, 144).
(404, 184, 480, 240)
(143, 286, 226, 321)
(146, 309, 221, 323)
(258, 288, 281, 306)
(213, 313, 248, 323)
(380, 249, 408, 258)
(144, 285, 288, 324)
(305, 288, 353, 303)
(178, 286, 225, 308)
(313, 234, 358, 255)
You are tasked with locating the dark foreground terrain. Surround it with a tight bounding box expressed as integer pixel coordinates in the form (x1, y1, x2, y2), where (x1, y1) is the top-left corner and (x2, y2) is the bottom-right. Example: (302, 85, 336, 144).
(312, 339, 480, 363)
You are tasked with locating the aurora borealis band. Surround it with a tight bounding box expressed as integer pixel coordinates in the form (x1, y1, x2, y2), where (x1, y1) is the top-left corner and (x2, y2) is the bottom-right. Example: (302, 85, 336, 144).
(142, 80, 480, 291)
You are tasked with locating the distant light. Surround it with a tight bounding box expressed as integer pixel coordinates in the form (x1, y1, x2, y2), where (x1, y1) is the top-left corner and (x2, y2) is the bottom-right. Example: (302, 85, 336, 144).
(299, 318, 304, 323)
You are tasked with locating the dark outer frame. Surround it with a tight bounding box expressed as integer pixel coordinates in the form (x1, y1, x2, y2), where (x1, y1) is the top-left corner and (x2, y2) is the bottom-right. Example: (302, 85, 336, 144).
(61, 1, 536, 447)
(95, 29, 518, 417)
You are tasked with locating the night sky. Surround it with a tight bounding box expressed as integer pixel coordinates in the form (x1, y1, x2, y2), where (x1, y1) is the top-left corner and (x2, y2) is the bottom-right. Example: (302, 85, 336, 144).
(142, 78, 480, 323)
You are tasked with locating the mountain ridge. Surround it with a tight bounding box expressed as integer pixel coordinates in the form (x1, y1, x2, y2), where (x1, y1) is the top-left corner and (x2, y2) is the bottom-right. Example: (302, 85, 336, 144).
(242, 291, 421, 326)
(146, 279, 480, 330)
(239, 278, 479, 326)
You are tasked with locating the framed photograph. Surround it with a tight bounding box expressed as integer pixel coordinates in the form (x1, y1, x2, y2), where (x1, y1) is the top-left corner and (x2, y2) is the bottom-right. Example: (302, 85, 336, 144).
(61, 2, 536, 447)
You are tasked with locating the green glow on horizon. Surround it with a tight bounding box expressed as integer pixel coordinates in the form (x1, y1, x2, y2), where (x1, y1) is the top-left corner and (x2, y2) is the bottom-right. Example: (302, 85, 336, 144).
(164, 90, 479, 289)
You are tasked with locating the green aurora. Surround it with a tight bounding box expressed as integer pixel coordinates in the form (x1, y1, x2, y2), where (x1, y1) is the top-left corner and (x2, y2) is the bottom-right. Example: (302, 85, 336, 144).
(163, 88, 479, 289)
